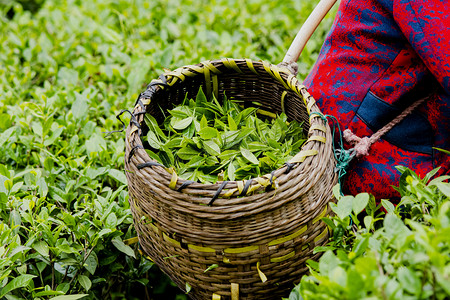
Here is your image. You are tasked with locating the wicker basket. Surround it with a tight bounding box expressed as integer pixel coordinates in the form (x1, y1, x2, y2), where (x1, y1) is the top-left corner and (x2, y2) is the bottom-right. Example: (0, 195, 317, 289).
(124, 58, 337, 299)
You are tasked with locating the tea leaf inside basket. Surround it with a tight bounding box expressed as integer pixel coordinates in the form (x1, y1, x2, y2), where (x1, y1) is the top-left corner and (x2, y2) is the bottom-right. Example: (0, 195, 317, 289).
(143, 87, 306, 183)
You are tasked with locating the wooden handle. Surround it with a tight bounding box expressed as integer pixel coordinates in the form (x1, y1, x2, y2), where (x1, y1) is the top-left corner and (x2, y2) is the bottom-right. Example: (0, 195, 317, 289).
(282, 0, 338, 64)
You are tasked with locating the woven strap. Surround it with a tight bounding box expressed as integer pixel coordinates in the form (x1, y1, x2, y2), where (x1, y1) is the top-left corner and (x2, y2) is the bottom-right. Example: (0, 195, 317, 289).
(344, 96, 428, 158)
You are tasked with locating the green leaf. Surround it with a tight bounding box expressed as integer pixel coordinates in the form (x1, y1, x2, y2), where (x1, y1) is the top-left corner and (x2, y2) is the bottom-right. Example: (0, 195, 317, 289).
(318, 251, 339, 277)
(78, 274, 92, 292)
(44, 127, 64, 146)
(0, 127, 15, 148)
(397, 267, 421, 295)
(363, 215, 373, 230)
(183, 122, 196, 138)
(200, 115, 208, 129)
(177, 147, 200, 160)
(381, 199, 395, 215)
(331, 195, 353, 220)
(269, 121, 283, 141)
(204, 264, 219, 272)
(352, 236, 369, 257)
(240, 148, 259, 165)
(38, 177, 48, 198)
(185, 282, 192, 294)
(72, 92, 89, 120)
(108, 169, 127, 185)
(332, 184, 342, 201)
(0, 274, 36, 297)
(352, 193, 369, 215)
(51, 294, 89, 300)
(55, 283, 70, 293)
(384, 214, 408, 239)
(35, 291, 64, 297)
(126, 58, 150, 97)
(171, 117, 194, 130)
(228, 115, 237, 131)
(346, 269, 365, 298)
(365, 194, 377, 217)
(198, 127, 218, 139)
(0, 164, 10, 178)
(227, 162, 236, 181)
(203, 140, 221, 156)
(423, 167, 440, 183)
(169, 106, 191, 118)
(147, 131, 162, 149)
(50, 294, 89, 300)
(105, 212, 118, 228)
(435, 182, 450, 198)
(33, 241, 50, 257)
(195, 87, 207, 105)
(112, 236, 136, 258)
(144, 115, 167, 141)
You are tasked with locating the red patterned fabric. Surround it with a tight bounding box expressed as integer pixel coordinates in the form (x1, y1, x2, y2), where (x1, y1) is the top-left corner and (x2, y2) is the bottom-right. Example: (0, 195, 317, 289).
(304, 0, 450, 200)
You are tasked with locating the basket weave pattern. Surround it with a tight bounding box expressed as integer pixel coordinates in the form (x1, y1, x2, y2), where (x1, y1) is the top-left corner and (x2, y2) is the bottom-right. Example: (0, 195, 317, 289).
(124, 59, 337, 299)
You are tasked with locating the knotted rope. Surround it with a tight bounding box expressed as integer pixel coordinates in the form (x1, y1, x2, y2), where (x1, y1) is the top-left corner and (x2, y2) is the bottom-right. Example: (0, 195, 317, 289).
(343, 96, 428, 158)
(310, 96, 427, 195)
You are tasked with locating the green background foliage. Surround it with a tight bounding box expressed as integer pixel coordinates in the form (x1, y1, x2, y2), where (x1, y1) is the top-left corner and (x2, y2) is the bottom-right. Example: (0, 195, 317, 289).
(3, 0, 448, 299)
(0, 0, 335, 298)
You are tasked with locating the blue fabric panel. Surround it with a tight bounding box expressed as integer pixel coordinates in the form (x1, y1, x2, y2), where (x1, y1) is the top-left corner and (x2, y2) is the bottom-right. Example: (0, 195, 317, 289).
(356, 92, 433, 154)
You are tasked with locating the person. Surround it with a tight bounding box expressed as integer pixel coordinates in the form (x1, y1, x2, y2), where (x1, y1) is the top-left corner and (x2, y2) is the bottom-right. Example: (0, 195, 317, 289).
(303, 0, 449, 200)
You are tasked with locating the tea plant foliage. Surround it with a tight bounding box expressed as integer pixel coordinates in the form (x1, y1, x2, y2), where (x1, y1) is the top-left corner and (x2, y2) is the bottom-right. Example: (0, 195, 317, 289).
(143, 88, 306, 183)
(285, 168, 450, 300)
(0, 0, 335, 298)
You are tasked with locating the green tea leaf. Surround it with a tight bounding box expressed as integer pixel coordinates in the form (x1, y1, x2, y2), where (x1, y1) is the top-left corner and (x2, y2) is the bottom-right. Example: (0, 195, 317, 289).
(72, 92, 89, 120)
(240, 148, 259, 165)
(183, 122, 196, 138)
(227, 162, 236, 181)
(147, 131, 162, 149)
(169, 106, 191, 118)
(363, 215, 373, 230)
(0, 274, 36, 297)
(195, 87, 207, 105)
(200, 115, 208, 129)
(0, 127, 15, 147)
(185, 282, 192, 294)
(228, 115, 237, 131)
(177, 147, 200, 160)
(198, 127, 219, 140)
(145, 115, 167, 141)
(353, 193, 369, 215)
(111, 236, 136, 258)
(35, 291, 64, 297)
(203, 140, 221, 156)
(397, 267, 421, 295)
(381, 199, 395, 215)
(108, 169, 127, 185)
(78, 274, 92, 291)
(331, 196, 353, 220)
(33, 241, 49, 257)
(269, 121, 283, 141)
(50, 294, 89, 300)
(435, 182, 450, 198)
(352, 236, 369, 257)
(171, 117, 193, 130)
(204, 264, 219, 273)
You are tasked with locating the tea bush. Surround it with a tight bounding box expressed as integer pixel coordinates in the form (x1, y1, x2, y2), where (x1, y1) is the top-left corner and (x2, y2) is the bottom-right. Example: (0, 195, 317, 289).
(286, 167, 450, 300)
(0, 0, 335, 298)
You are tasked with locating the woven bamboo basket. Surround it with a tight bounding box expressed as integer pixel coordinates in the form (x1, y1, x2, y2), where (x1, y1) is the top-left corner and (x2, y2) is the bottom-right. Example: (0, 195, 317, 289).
(124, 1, 338, 299)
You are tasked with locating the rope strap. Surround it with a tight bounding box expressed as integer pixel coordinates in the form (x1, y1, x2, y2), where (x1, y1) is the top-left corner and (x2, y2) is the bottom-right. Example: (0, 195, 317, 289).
(343, 96, 428, 158)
